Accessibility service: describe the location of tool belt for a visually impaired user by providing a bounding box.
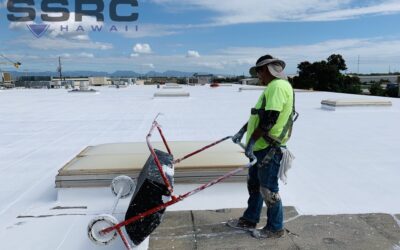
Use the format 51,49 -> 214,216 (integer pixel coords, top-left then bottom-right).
258,136 -> 281,167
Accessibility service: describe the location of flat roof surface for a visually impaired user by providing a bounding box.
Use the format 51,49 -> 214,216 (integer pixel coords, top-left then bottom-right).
1,85 -> 399,249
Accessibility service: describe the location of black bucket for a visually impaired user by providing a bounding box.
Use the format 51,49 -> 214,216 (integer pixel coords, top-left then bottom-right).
125,149 -> 174,246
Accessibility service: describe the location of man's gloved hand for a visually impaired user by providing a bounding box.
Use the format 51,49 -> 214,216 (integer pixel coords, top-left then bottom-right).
245,139 -> 256,161
232,128 -> 245,144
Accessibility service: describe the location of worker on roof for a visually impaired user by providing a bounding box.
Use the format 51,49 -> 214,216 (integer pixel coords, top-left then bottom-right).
227,54 -> 297,239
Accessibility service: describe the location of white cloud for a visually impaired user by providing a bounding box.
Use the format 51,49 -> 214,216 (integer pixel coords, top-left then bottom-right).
8,11 -> 113,51
70,35 -> 90,41
220,38 -> 399,61
9,21 -> 35,30
218,37 -> 400,73
120,23 -> 214,39
45,12 -> 103,41
143,63 -> 155,69
60,53 -> 71,58
122,24 -> 180,38
119,1 -> 400,38
15,37 -> 113,51
106,37 -> 400,73
130,53 -> 139,57
302,1 -> 400,21
151,0 -> 400,24
196,61 -> 225,70
133,43 -> 152,54
78,52 -> 94,58
50,52 -> 95,59
186,50 -> 201,58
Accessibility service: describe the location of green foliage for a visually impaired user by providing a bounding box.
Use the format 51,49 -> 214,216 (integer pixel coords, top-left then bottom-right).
292,54 -> 361,94
327,54 -> 347,71
340,75 -> 362,94
369,82 -> 385,96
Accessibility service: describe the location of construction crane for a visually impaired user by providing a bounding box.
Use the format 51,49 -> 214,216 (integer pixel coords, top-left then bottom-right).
0,54 -> 22,88
0,54 -> 22,69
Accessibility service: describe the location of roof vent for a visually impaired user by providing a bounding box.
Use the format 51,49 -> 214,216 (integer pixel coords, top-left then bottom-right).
321,99 -> 392,111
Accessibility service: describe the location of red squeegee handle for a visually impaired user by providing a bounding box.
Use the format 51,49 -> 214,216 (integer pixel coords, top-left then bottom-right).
146,119 -> 174,195
173,136 -> 231,164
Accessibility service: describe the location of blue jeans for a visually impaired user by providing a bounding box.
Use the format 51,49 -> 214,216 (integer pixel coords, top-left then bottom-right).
242,146 -> 284,231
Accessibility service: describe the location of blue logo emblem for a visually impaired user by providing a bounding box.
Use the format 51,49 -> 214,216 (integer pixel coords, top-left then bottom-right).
27,24 -> 50,38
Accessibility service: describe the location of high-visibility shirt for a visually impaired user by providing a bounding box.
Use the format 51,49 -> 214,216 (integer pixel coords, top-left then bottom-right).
246,78 -> 294,152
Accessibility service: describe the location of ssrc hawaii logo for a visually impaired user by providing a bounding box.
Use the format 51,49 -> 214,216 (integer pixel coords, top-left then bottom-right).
6,0 -> 139,38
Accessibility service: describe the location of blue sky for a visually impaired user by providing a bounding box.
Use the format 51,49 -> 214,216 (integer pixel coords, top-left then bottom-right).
1,0 -> 400,75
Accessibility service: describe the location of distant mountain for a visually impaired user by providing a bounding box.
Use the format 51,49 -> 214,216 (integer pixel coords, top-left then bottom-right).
65,71 -> 110,77
109,71 -> 141,77
146,70 -> 206,77
6,70 -> 213,78
10,71 -> 56,77
143,71 -> 209,77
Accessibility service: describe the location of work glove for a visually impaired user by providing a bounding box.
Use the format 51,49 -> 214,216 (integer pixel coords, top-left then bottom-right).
232,127 -> 246,144
245,139 -> 256,161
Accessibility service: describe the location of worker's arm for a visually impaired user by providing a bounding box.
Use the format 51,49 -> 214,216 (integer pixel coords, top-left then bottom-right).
245,110 -> 279,160
249,110 -> 280,141
232,123 -> 248,143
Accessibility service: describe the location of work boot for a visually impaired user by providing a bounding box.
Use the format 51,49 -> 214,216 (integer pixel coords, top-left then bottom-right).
226,217 -> 256,231
252,227 -> 285,239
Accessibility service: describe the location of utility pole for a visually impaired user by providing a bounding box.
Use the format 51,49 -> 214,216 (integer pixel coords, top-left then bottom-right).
57,56 -> 62,80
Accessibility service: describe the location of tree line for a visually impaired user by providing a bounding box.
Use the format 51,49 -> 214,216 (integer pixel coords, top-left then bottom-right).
291,54 -> 399,97
291,54 -> 362,94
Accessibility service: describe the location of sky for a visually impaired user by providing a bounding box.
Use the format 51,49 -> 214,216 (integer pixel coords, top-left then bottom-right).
0,0 -> 400,75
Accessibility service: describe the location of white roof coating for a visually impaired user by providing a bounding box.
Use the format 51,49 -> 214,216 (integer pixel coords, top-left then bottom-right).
0,85 -> 399,249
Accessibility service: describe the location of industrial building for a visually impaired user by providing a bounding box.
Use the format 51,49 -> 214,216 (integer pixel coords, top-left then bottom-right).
356,74 -> 399,84
188,73 -> 214,85
0,72 -> 14,88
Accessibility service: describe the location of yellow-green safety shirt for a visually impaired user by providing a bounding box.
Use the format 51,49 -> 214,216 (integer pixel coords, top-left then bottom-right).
246,78 -> 294,151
